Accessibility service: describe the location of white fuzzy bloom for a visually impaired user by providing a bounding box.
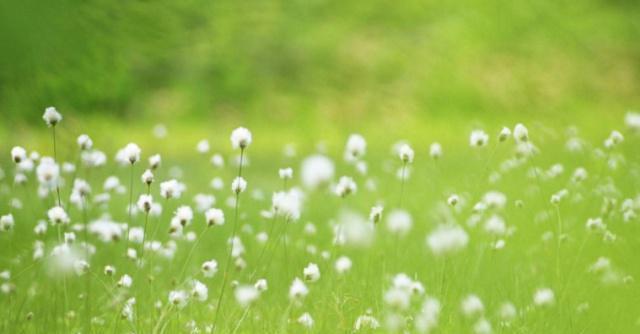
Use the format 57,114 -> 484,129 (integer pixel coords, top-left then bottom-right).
77,134 -> 93,150
36,157 -> 60,186
498,302 -> 517,321
137,194 -> 153,213
201,259 -> 218,277
160,179 -> 185,199
461,294 -> 484,317
429,142 -> 443,159
398,144 -> 415,163
0,214 -> 14,231
289,277 -> 309,300
230,127 -> 252,150
234,285 -> 259,307
48,206 -> 70,225
279,167 -> 293,180
344,134 -> 367,161
384,287 -> 411,310
473,318 -> 492,334
121,297 -> 135,322
104,265 -> 116,276
386,209 -> 412,235
354,313 -> 381,330
447,194 -> 460,207
335,176 -> 357,198
533,288 -> 555,307
301,155 -> 334,189
303,263 -> 321,282
272,190 -> 302,220
210,154 -> 224,168
498,127 -> 511,142
141,169 -> 154,185
11,146 -> 27,163
369,205 -> 383,224
175,206 -> 194,226
118,274 -> 133,288
205,208 -> 225,226
484,215 -> 506,236
43,106 -> 62,126
470,130 -> 489,147
513,123 -> 529,143
415,297 -> 441,333
231,177 -> 247,194
427,225 -> 469,255
254,278 -> 268,292
625,111 -> 640,131
168,290 -> 189,309
148,154 -> 161,170
483,191 -> 507,209
297,312 -> 314,328
196,139 -> 210,154
194,193 -> 215,212
191,280 -> 208,302
122,143 -> 141,164
335,256 -> 352,274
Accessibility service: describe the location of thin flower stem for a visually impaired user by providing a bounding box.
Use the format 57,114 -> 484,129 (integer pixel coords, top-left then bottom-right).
52,126 -> 62,207
213,148 -> 245,331
124,164 -> 135,256
398,161 -> 407,208
81,194 -> 91,332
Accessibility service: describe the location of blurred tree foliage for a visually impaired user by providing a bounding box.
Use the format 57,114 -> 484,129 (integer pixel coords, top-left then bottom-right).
1,0 -> 639,124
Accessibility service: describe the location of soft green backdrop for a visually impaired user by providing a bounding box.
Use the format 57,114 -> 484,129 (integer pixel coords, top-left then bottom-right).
1,0 -> 638,149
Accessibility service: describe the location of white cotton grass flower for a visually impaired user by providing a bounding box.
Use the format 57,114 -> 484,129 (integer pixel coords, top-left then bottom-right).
205,208 -> 225,226
625,111 -> 640,131
174,206 -> 194,226
415,297 -> 441,333
398,144 -> 414,163
104,265 -> 116,276
473,318 -> 493,334
297,312 -> 314,328
303,263 -> 321,282
429,142 -> 443,160
369,205 -> 383,224
272,190 -> 302,220
148,154 -> 161,170
334,211 -> 374,247
335,256 -> 352,274
427,225 -> 469,255
137,194 -> 153,213
498,302 -> 517,321
141,169 -> 154,186
231,177 -> 247,194
254,278 -> 268,292
384,287 -> 411,310
498,127 -> 511,142
77,134 -> 93,150
484,215 -> 506,236
386,209 -> 412,235
289,277 -> 309,300
447,194 -> 460,207
194,193 -> 215,212
36,157 -> 60,186
160,179 -> 185,199
191,280 -> 208,302
230,127 -> 252,150
201,259 -> 218,277
168,290 -> 189,309
533,288 -> 555,307
335,176 -> 357,198
121,297 -> 135,321
354,312 -> 381,330
301,154 -> 334,189
196,139 -> 210,154
42,106 -> 62,127
461,294 -> 484,318
278,167 -> 293,180
470,130 -> 489,147
48,206 -> 70,225
118,274 -> 133,288
513,123 -> 529,143
122,143 -> 141,164
11,146 -> 27,163
0,214 -> 15,231
344,134 -> 367,161
234,285 -> 259,307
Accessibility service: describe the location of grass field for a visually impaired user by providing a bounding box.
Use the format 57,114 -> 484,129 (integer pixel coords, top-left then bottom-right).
1,111 -> 640,333
2,0 -> 640,333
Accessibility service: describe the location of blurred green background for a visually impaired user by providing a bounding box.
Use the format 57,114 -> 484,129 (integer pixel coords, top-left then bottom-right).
1,0 -> 639,150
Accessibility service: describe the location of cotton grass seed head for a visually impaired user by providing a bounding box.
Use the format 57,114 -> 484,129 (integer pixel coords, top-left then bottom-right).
470,130 -> 489,147
398,144 -> 414,163
77,134 -> 93,150
42,107 -> 62,127
234,285 -> 259,307
205,208 -> 225,226
11,146 -> 27,163
231,176 -> 247,194
230,127 -> 252,150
